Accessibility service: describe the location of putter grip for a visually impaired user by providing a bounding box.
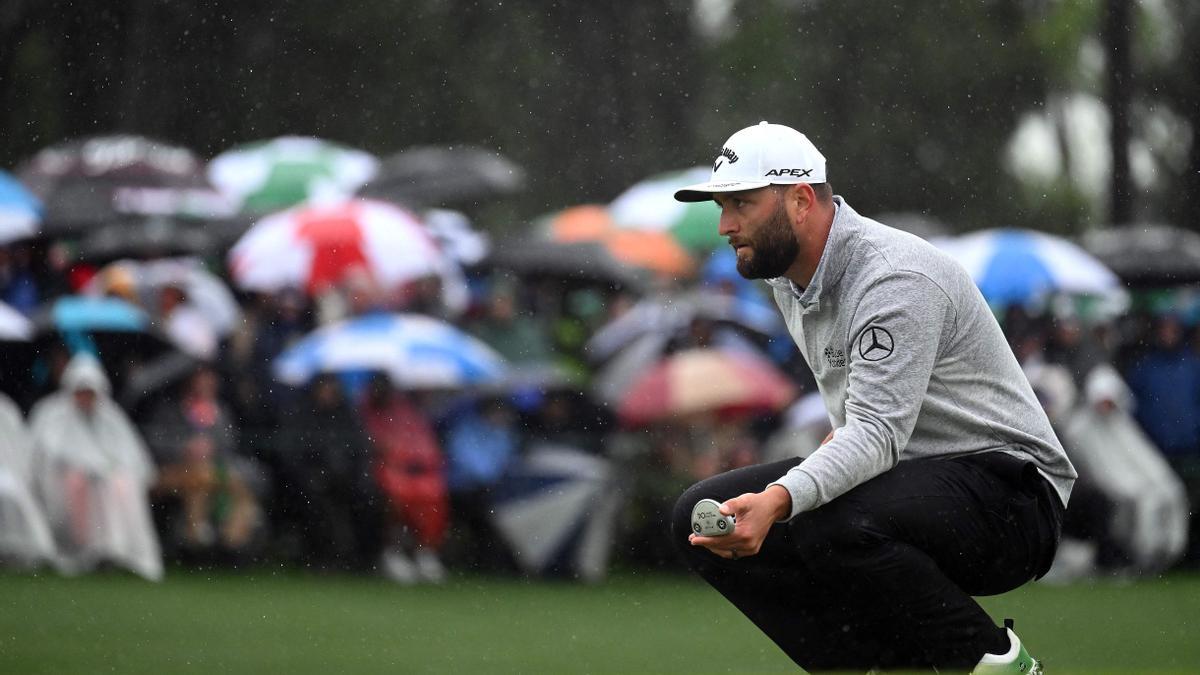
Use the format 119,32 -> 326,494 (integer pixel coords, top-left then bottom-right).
691,498 -> 736,537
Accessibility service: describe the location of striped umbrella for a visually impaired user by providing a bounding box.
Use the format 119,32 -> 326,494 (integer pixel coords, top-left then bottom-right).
273,312 -> 508,389
933,228 -> 1128,309
228,199 -> 450,296
208,136 -> 379,214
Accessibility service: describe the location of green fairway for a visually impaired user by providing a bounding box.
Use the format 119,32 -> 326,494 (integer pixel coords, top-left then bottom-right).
1,568 -> 1197,674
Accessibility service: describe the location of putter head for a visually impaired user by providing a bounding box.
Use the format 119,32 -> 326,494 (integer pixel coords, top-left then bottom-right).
691,498 -> 736,537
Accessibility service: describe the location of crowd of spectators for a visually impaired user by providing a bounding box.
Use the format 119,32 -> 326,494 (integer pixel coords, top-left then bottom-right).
2,228 -> 1200,584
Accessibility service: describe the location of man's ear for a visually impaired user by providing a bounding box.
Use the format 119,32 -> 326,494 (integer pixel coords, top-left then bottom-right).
784,183 -> 815,222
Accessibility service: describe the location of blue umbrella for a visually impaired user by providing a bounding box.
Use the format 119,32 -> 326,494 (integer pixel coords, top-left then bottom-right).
934,228 -> 1128,310
273,312 -> 508,389
0,171 -> 42,244
489,444 -> 619,581
41,296 -> 149,333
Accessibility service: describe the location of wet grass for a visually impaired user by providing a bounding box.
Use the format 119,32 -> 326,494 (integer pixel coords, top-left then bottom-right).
0,567 -> 1197,673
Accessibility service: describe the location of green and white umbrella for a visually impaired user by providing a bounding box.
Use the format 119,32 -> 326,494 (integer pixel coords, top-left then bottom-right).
609,166 -> 724,254
207,136 -> 379,214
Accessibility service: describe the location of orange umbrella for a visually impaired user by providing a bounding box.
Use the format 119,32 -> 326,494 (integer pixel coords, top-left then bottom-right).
604,229 -> 695,278
546,204 -> 614,242
541,206 -> 695,279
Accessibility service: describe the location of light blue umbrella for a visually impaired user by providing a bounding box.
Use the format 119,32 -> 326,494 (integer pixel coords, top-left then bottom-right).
933,228 -> 1128,310
273,312 -> 508,389
39,296 -> 149,333
0,171 -> 42,244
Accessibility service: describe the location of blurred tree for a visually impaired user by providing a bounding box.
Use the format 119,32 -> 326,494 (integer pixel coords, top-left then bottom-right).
1,0 -> 701,227
1,0 -> 1195,234
689,0 -> 1049,231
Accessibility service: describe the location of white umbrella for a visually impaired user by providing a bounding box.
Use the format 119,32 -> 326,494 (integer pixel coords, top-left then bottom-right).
0,301 -> 32,341
85,258 -> 240,335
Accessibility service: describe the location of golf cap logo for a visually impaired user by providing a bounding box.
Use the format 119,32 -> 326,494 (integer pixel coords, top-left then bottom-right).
857,326 -> 894,361
713,146 -> 739,173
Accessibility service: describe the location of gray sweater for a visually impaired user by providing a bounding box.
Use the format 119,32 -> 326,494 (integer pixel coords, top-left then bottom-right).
766,198 -> 1076,519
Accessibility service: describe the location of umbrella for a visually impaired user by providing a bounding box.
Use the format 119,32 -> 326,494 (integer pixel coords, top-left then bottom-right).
489,444 -> 619,581
618,348 -> 796,426
591,329 -> 772,407
539,205 -> 696,279
585,289 -> 782,363
421,208 -> 490,266
1079,224 -> 1200,287
933,228 -> 1128,309
273,312 -> 509,389
357,144 -> 525,208
609,167 -> 724,254
488,239 -> 646,291
34,295 -> 150,334
85,258 -> 240,335
228,199 -> 451,296
0,301 -> 33,341
77,216 -> 217,263
208,136 -> 379,214
0,170 -> 42,244
16,135 -> 222,236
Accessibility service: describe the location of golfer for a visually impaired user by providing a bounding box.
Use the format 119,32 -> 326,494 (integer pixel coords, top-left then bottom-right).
671,121 -> 1075,673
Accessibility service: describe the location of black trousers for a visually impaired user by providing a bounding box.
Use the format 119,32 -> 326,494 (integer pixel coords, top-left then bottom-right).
671,452 -> 1063,672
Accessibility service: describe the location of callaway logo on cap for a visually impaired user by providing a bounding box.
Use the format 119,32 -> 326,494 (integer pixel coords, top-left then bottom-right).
674,121 -> 827,202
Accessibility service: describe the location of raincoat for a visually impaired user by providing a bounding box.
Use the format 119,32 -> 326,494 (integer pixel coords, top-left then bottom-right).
1061,364 -> 1190,572
0,392 -> 56,566
28,354 -> 163,580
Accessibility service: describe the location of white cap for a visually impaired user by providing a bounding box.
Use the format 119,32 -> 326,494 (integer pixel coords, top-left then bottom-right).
674,121 -> 827,202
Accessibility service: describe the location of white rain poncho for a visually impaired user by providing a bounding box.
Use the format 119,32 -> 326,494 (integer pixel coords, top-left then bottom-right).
1061,364 -> 1190,573
29,354 -> 163,580
0,392 -> 56,567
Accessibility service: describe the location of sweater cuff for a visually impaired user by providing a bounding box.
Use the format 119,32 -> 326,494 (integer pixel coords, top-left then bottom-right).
767,470 -> 821,521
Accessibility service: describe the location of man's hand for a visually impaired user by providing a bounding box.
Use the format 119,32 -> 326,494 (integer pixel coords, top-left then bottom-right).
688,485 -> 792,560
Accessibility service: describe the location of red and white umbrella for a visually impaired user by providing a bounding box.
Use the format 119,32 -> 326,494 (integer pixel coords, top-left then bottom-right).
228,199 -> 451,295
618,348 -> 796,426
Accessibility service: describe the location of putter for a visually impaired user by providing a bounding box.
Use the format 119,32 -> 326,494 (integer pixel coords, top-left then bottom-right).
691,498 -> 736,537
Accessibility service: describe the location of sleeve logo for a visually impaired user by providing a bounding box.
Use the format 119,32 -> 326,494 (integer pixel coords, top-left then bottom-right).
857,326 -> 894,361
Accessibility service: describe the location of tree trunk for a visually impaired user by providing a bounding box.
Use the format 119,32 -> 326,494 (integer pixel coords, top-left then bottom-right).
1104,0 -> 1133,225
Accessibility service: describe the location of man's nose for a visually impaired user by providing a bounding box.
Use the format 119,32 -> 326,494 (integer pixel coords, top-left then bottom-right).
718,210 -> 738,237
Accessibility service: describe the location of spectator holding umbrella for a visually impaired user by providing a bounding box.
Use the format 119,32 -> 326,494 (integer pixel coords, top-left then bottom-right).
273,374 -> 381,571
358,373 -> 448,583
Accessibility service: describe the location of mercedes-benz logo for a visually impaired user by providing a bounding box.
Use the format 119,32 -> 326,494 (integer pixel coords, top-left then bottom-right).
857,326 -> 894,361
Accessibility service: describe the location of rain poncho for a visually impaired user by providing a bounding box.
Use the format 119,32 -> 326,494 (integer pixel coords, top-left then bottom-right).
28,354 -> 163,580
0,392 -> 56,567
1061,364 -> 1190,572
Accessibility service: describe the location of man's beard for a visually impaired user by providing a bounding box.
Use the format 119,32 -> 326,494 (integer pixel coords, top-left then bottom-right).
735,199 -> 800,280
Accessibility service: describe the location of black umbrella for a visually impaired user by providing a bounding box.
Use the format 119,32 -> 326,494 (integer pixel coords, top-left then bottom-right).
78,216 -> 218,264
358,145 -> 525,208
1079,224 -> 1200,286
487,239 -> 646,291
16,135 -> 226,237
